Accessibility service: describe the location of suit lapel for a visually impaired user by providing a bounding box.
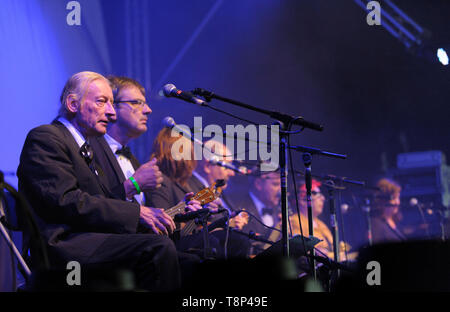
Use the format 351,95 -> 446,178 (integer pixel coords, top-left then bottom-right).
174,180 -> 192,195
189,175 -> 206,192
94,136 -> 127,184
52,121 -> 115,198
129,154 -> 141,171
51,120 -> 81,157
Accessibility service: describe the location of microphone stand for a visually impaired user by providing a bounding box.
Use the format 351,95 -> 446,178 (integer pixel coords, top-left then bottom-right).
361,198 -> 373,246
197,212 -> 215,260
302,153 -> 317,280
192,88 -> 324,261
230,229 -> 276,246
323,179 -> 340,283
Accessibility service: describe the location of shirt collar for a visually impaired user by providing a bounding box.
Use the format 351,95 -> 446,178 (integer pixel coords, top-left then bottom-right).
192,171 -> 209,188
104,133 -> 123,154
249,191 -> 266,215
57,117 -> 86,148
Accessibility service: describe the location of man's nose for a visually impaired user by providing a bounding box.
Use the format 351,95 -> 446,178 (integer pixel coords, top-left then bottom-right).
105,101 -> 117,121
143,103 -> 152,115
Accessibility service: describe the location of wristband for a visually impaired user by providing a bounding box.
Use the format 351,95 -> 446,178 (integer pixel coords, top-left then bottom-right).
129,176 -> 141,194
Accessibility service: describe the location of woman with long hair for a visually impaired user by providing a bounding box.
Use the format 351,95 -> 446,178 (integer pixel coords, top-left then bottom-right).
371,178 -> 407,243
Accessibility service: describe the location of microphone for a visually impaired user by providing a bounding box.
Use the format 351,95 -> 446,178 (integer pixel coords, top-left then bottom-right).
410,197 -> 435,216
162,116 -> 204,146
173,209 -> 210,223
209,156 -> 250,175
207,209 -> 244,231
409,197 -> 422,208
162,84 -> 206,106
173,207 -> 228,223
340,203 -> 350,214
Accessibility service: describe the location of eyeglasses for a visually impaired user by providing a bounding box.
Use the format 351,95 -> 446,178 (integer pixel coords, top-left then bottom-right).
114,99 -> 148,109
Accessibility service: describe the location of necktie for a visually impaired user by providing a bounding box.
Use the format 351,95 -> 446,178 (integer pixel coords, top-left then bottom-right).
80,142 -> 97,175
116,146 -> 132,159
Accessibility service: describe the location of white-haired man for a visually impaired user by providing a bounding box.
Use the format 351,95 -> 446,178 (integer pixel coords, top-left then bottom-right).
17,71 -> 182,291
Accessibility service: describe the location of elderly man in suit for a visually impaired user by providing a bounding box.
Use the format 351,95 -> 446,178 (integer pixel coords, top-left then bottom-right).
17,71 -> 184,291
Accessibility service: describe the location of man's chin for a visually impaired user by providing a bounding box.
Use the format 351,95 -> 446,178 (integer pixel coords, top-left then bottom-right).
92,125 -> 107,136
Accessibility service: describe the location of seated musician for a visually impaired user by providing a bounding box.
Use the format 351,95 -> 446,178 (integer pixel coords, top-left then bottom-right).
371,178 -> 406,244
147,128 -> 250,259
233,163 -> 282,256
268,179 -> 355,261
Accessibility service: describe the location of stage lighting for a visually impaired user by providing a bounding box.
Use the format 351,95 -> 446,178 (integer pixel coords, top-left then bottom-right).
437,48 -> 449,66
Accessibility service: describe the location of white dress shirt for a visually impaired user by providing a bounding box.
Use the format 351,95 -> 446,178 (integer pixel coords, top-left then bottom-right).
57,117 -> 85,148
104,134 -> 145,205
249,191 -> 274,227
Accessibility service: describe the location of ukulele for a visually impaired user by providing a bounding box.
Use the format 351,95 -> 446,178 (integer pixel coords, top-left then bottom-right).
165,179 -> 226,239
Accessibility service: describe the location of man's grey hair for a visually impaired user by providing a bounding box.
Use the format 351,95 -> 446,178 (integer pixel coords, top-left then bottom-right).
58,71 -> 111,119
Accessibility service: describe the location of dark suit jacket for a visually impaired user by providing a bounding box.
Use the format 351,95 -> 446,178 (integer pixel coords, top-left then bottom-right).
371,217 -> 407,244
147,174 -> 236,213
89,136 -> 142,201
17,121 -> 140,266
234,192 -> 279,242
147,174 -> 204,210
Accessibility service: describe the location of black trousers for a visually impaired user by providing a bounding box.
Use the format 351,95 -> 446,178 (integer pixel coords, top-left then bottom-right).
39,233 -> 181,292
175,229 -> 250,259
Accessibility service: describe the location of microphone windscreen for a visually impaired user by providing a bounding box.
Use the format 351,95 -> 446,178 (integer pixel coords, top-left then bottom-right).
409,197 -> 419,206
162,84 -> 176,97
162,116 -> 175,128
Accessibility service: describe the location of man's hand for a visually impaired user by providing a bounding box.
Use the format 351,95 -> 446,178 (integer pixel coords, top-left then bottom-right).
204,198 -> 222,213
230,211 -> 249,230
133,158 -> 163,190
182,192 -> 202,212
139,206 -> 175,235
124,158 -> 162,198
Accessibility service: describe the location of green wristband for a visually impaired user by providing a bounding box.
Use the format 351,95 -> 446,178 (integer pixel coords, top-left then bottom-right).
129,176 -> 141,194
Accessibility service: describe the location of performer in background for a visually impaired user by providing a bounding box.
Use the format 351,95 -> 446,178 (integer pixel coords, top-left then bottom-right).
89,76 -> 204,286
233,165 -> 281,255
187,138 -> 250,257
371,178 -> 407,243
268,179 -> 354,261
148,128 -> 250,258
17,72 -> 182,291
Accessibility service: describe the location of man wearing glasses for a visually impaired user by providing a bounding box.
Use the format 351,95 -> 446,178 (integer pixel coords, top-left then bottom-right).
91,76 -> 202,211
92,76 -> 161,207
89,76 -> 203,286
18,71 -> 182,291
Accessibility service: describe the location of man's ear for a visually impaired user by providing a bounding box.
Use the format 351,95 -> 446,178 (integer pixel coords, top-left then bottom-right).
253,179 -> 263,191
66,94 -> 79,114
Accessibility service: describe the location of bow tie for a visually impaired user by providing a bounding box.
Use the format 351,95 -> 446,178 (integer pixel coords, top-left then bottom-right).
261,207 -> 273,216
116,146 -> 132,159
